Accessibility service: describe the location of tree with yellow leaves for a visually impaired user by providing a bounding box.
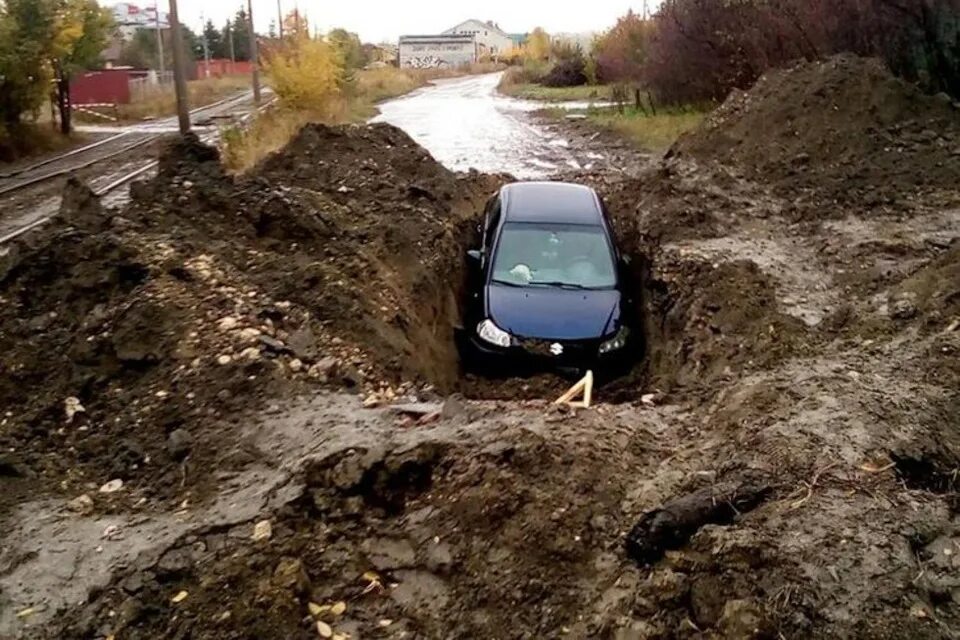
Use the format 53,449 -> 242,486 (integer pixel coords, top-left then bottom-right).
281,9 -> 310,41
526,27 -> 551,62
264,30 -> 346,112
0,0 -> 112,137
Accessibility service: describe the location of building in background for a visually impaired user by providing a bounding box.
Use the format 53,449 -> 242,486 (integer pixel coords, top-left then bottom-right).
442,19 -> 513,57
399,19 -> 513,68
508,33 -> 529,49
111,2 -> 168,39
398,34 -> 476,69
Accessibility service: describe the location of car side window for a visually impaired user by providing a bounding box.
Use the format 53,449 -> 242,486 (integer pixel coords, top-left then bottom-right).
482,196 -> 501,254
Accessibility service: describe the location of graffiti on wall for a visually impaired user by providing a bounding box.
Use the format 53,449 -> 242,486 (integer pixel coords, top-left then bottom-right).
406,56 -> 452,69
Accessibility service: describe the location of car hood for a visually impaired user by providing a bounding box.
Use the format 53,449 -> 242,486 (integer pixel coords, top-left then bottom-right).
486,284 -> 621,340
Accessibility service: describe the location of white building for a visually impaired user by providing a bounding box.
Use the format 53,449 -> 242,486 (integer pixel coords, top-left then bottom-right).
398,18 -> 514,68
398,34 -> 477,69
442,19 -> 514,57
112,2 -> 169,39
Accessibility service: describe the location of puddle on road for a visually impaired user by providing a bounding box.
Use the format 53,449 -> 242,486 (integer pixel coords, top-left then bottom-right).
372,72 -> 607,178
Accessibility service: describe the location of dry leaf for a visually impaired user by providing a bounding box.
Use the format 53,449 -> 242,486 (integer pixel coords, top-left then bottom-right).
15,607 -> 34,619
308,602 -> 329,617
330,601 -> 347,616
361,571 -> 380,582
316,620 -> 333,638
378,619 -> 393,627
171,590 -> 188,604
332,634 -> 350,640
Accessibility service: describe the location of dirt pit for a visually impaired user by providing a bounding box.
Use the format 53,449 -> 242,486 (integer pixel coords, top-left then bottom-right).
0,123 -> 671,523
3,56 -> 960,640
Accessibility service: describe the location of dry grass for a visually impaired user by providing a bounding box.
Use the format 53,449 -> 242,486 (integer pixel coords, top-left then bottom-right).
499,82 -> 609,102
117,76 -> 252,122
0,123 -> 86,164
589,107 -> 706,151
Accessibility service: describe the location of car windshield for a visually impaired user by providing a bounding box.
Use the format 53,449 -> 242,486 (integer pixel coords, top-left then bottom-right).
491,222 -> 617,289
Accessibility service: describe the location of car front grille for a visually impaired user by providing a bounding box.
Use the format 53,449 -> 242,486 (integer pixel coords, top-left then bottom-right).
517,337 -> 597,362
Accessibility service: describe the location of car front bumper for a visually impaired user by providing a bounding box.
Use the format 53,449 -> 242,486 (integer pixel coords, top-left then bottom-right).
462,333 -> 635,377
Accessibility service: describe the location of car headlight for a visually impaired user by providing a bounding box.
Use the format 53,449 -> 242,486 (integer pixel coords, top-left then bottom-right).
477,319 -> 513,348
599,326 -> 629,354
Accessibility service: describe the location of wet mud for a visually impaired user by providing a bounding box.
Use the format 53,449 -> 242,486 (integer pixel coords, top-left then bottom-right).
0,56 -> 958,639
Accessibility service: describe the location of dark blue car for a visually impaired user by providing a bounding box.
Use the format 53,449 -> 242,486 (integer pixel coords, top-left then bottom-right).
460,181 -> 638,376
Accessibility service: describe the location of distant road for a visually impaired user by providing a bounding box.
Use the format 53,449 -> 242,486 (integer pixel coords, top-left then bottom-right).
372,72 -> 610,178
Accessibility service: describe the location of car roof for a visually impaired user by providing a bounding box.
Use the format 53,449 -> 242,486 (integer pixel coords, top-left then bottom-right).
500,182 -> 603,225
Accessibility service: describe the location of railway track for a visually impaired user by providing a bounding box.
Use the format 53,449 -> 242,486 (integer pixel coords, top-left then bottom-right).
0,90 -> 268,246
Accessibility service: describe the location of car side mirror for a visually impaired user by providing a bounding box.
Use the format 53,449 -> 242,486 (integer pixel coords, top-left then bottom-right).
467,249 -> 483,263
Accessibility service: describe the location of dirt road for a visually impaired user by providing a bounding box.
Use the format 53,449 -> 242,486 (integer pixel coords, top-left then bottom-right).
373,72 -> 639,177
0,57 -> 958,639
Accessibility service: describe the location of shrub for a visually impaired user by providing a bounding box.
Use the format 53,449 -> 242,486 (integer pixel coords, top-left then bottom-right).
541,57 -> 587,87
599,0 -> 960,104
264,34 -> 346,111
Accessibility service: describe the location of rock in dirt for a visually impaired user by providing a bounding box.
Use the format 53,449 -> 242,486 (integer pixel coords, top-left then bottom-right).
166,428 -> 193,461
362,537 -> 416,570
98,479 -> 124,494
440,394 -> 468,420
625,480 -> 771,565
717,599 -> 772,638
66,493 -> 94,515
252,519 -> 272,542
287,326 -> 318,361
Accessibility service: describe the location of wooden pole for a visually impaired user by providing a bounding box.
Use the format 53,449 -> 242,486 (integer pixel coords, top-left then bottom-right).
277,0 -> 284,39
248,0 -> 262,105
168,0 -> 191,134
155,0 -> 166,76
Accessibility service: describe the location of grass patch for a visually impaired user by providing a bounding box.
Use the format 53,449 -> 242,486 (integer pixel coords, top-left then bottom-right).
588,106 -> 706,151
117,76 -> 252,122
498,82 -> 609,102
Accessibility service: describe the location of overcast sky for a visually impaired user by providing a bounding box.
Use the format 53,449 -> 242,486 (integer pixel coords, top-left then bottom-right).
173,0 -> 654,43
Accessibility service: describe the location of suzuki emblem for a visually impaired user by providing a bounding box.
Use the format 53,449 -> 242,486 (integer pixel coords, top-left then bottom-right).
549,342 -> 563,356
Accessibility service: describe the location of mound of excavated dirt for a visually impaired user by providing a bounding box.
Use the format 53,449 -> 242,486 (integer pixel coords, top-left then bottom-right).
0,125 -> 498,520
673,54 -> 960,214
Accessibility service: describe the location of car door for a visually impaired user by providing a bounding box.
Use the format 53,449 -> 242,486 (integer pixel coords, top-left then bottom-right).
468,194 -> 501,324
481,195 -> 502,267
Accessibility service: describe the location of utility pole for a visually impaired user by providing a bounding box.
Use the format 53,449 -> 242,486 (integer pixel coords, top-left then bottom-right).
201,12 -> 211,78
155,0 -> 165,77
168,0 -> 191,134
247,0 -> 262,105
277,0 -> 284,39
227,19 -> 236,62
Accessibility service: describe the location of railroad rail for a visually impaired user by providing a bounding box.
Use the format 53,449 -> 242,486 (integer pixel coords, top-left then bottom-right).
0,91 -> 275,246
0,91 -> 255,198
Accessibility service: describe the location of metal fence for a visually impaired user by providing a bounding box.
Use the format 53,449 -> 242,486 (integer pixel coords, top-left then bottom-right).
128,71 -> 175,102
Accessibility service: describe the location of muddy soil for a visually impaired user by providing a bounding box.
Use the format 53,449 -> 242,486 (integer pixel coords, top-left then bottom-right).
1,55 -> 959,639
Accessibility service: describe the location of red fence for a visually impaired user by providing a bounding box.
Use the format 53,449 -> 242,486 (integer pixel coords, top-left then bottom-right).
70,69 -> 134,105
195,59 -> 253,78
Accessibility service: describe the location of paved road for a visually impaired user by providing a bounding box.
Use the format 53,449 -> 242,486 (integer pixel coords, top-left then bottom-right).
373,72 -> 610,178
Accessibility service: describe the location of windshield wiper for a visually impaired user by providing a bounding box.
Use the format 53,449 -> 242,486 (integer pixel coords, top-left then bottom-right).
528,280 -> 593,290
491,278 -> 525,288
